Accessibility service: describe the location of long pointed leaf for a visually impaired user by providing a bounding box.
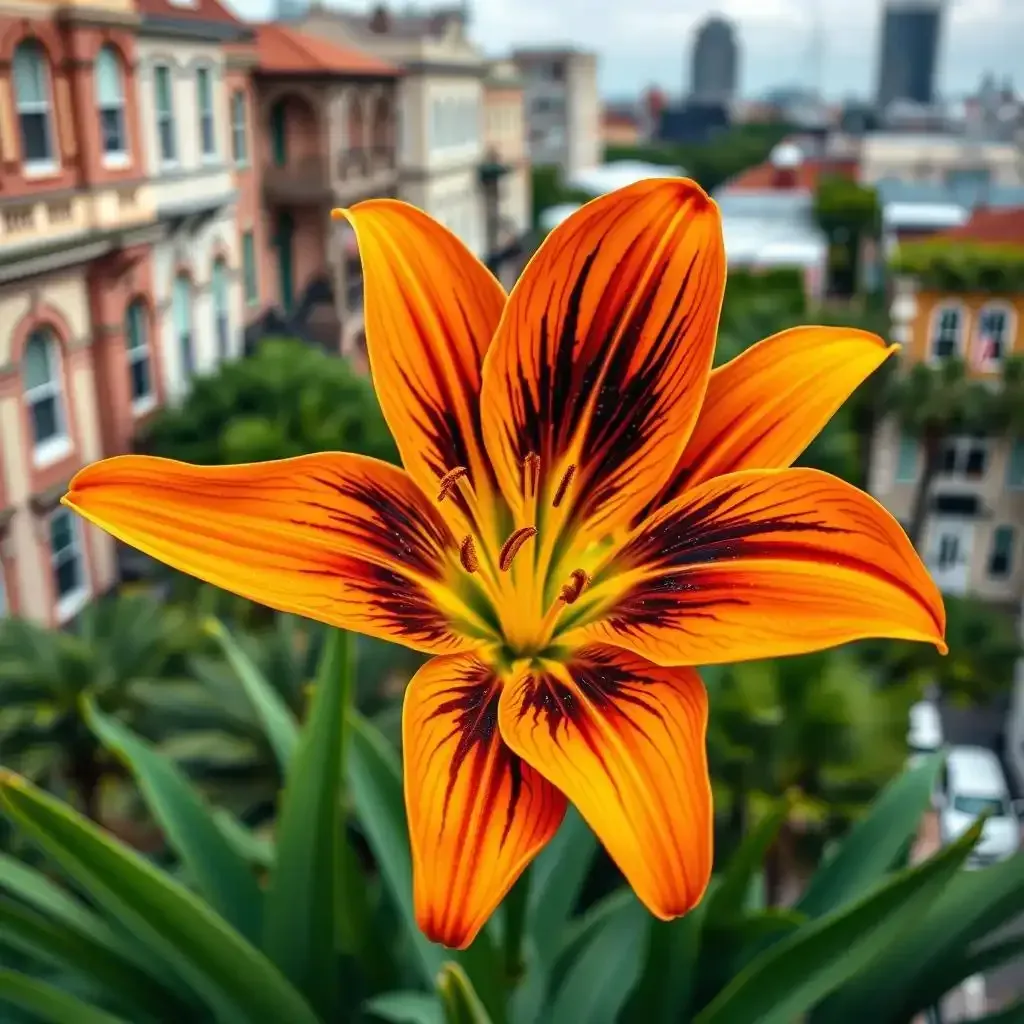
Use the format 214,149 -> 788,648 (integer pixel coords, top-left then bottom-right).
798,752 -> 944,919
0,969 -> 127,1024
0,770 -> 318,1024
365,991 -> 444,1024
83,697 -> 262,944
205,618 -> 299,770
695,819 -> 982,1024
437,962 -> 494,1024
263,629 -> 351,1018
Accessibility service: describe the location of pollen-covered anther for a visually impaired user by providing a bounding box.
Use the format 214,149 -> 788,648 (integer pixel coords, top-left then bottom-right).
552,464 -> 577,508
437,466 -> 468,502
559,568 -> 591,605
523,452 -> 541,493
459,535 -> 479,573
498,526 -> 537,571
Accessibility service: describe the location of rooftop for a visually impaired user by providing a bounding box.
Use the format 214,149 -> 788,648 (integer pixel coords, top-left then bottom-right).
253,23 -> 401,77
723,157 -> 857,193
933,207 -> 1024,247
137,0 -> 244,27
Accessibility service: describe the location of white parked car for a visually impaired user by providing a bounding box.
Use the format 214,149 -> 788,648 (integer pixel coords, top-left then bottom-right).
907,700 -> 944,766
938,745 -> 1023,868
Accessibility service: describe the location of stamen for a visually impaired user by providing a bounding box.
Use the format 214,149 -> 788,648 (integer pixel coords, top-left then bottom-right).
498,526 -> 537,571
437,466 -> 468,502
523,452 -> 541,494
459,535 -> 479,573
552,464 -> 576,508
560,569 -> 591,605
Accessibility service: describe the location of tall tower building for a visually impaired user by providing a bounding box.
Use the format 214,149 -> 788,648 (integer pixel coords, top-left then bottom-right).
875,0 -> 944,109
689,16 -> 739,101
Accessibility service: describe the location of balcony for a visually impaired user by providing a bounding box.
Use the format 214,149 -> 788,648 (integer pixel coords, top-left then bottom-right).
262,157 -> 334,206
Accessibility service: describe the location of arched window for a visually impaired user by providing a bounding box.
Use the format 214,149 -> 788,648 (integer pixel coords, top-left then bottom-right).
125,299 -> 153,408
211,258 -> 230,362
95,45 -> 127,161
929,303 -> 966,362
973,302 -> 1015,370
12,40 -> 55,171
22,327 -> 69,462
172,274 -> 194,381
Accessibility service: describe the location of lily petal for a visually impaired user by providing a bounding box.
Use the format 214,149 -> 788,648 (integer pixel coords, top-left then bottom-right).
480,178 -> 725,538
64,453 -> 472,655
575,468 -> 946,665
498,644 -> 711,919
404,653 -> 566,949
336,201 -> 507,533
649,326 -> 897,509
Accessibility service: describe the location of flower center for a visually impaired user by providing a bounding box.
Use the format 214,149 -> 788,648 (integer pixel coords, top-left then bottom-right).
436,453 -> 593,655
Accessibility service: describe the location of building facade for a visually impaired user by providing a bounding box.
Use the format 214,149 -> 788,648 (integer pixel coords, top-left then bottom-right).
875,0 -> 943,110
869,208 -> 1024,605
689,16 -> 738,102
512,47 -> 600,179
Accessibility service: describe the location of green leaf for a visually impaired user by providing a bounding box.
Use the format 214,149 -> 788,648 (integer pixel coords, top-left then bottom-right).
365,991 -> 444,1024
694,818 -> 982,1024
262,629 -> 351,1019
83,697 -> 262,944
706,803 -> 788,924
210,810 -> 275,870
205,618 -> 299,770
347,712 -> 505,1023
0,895 -> 191,1020
547,892 -> 648,1024
797,751 -> 944,919
0,969 -> 128,1024
437,962 -> 495,1024
0,770 -> 318,1024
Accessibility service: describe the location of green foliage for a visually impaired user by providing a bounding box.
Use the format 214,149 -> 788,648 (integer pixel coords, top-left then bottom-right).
891,240 -> 1024,293
138,339 -> 397,466
1,627 -> 1023,1024
813,177 -> 880,239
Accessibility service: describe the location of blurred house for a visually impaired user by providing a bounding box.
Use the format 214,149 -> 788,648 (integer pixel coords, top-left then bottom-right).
250,23 -> 401,360
512,47 -> 600,178
601,106 -> 641,148
869,206 -> 1024,602
481,59 -> 531,287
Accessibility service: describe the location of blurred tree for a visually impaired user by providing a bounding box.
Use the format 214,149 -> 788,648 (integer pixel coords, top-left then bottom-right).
530,166 -> 592,228
138,339 -> 398,467
812,177 -> 880,297
0,595 -> 198,818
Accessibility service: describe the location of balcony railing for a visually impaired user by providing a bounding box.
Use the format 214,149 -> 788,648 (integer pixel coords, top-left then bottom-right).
338,147 -> 397,182
262,156 -> 333,205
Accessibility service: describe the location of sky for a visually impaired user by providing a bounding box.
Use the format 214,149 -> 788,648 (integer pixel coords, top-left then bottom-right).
230,0 -> 1024,101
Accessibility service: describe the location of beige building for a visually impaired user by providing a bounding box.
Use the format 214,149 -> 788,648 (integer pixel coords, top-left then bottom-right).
858,132 -> 1024,189
290,4 -> 489,261
512,47 -> 600,178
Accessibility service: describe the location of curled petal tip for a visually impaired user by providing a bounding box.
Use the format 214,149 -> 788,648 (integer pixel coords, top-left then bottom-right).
330,207 -> 350,222
936,638 -> 950,657
886,341 -> 902,356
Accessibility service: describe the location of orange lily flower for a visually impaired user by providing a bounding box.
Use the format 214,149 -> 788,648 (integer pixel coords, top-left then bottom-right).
64,179 -> 945,950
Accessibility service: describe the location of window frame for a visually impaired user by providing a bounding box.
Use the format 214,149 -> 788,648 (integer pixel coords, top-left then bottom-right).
242,231 -> 258,306
12,39 -> 57,176
973,301 -> 1016,372
211,257 -> 230,362
988,524 -> 1015,579
125,298 -> 155,414
196,66 -> 216,160
230,89 -> 248,165
95,44 -> 129,167
895,431 -> 919,484
50,506 -> 90,623
929,301 -> 968,363
172,273 -> 194,381
939,436 -> 988,479
153,63 -> 177,167
1007,437 -> 1024,490
22,327 -> 71,467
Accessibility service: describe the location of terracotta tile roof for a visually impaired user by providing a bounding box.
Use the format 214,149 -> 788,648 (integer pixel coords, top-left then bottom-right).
136,0 -> 244,26
933,206 -> 1024,246
254,24 -> 401,77
725,157 -> 858,192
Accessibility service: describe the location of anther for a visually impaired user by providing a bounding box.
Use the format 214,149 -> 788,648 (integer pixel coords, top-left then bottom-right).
459,535 -> 479,573
552,464 -> 577,508
437,466 -> 468,502
523,452 -> 541,493
560,569 -> 591,605
498,526 -> 537,571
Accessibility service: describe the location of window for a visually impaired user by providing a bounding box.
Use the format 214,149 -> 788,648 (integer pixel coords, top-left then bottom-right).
13,40 -> 55,171
242,231 -> 258,305
50,507 -> 88,620
1008,438 -> 1024,489
172,274 -> 194,380
936,532 -> 961,571
895,432 -> 918,483
196,67 -> 215,159
930,304 -> 964,361
988,525 -> 1015,578
22,328 -> 69,463
231,89 -> 247,164
95,46 -> 127,163
973,304 -> 1013,368
211,258 -> 229,361
940,437 -> 987,479
154,65 -> 176,164
125,299 -> 153,409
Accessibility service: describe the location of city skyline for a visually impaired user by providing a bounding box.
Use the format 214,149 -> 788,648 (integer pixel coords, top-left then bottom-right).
232,0 -> 1022,101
